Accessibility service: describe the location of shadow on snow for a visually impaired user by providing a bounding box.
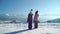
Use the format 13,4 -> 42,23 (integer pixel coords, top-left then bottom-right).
4,29 -> 35,34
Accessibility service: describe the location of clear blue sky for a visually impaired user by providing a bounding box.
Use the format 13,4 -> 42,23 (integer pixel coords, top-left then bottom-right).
1,0 -> 60,21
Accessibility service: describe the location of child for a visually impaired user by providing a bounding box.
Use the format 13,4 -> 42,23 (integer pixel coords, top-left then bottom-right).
34,10 -> 39,28
27,9 -> 33,29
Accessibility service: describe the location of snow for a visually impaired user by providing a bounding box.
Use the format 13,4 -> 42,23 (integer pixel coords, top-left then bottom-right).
18,23 -> 60,34
0,23 -> 27,34
19,28 -> 60,34
0,23 -> 60,34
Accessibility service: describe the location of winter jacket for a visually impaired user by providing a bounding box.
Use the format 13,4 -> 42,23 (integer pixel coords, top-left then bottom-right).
34,14 -> 39,22
27,13 -> 33,22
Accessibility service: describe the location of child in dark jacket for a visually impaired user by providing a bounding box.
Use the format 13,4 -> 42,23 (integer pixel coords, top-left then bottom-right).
27,9 -> 33,29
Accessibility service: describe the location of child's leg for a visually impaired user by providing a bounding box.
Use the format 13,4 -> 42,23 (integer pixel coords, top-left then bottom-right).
28,22 -> 32,29
34,22 -> 38,28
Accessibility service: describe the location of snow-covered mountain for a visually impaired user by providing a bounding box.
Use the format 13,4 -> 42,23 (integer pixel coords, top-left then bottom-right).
0,14 -> 27,23
46,18 -> 60,23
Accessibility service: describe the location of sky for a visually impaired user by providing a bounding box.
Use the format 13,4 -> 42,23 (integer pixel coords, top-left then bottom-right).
1,0 -> 60,21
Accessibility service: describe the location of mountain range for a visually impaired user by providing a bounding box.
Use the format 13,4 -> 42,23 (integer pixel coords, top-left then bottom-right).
0,14 -> 27,23
0,14 -> 60,23
46,18 -> 60,23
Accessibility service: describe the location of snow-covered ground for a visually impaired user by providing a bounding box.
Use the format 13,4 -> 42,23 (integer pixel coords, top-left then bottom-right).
0,23 -> 60,34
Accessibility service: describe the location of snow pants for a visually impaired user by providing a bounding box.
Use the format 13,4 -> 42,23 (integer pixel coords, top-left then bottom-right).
34,21 -> 38,28
28,21 -> 32,29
